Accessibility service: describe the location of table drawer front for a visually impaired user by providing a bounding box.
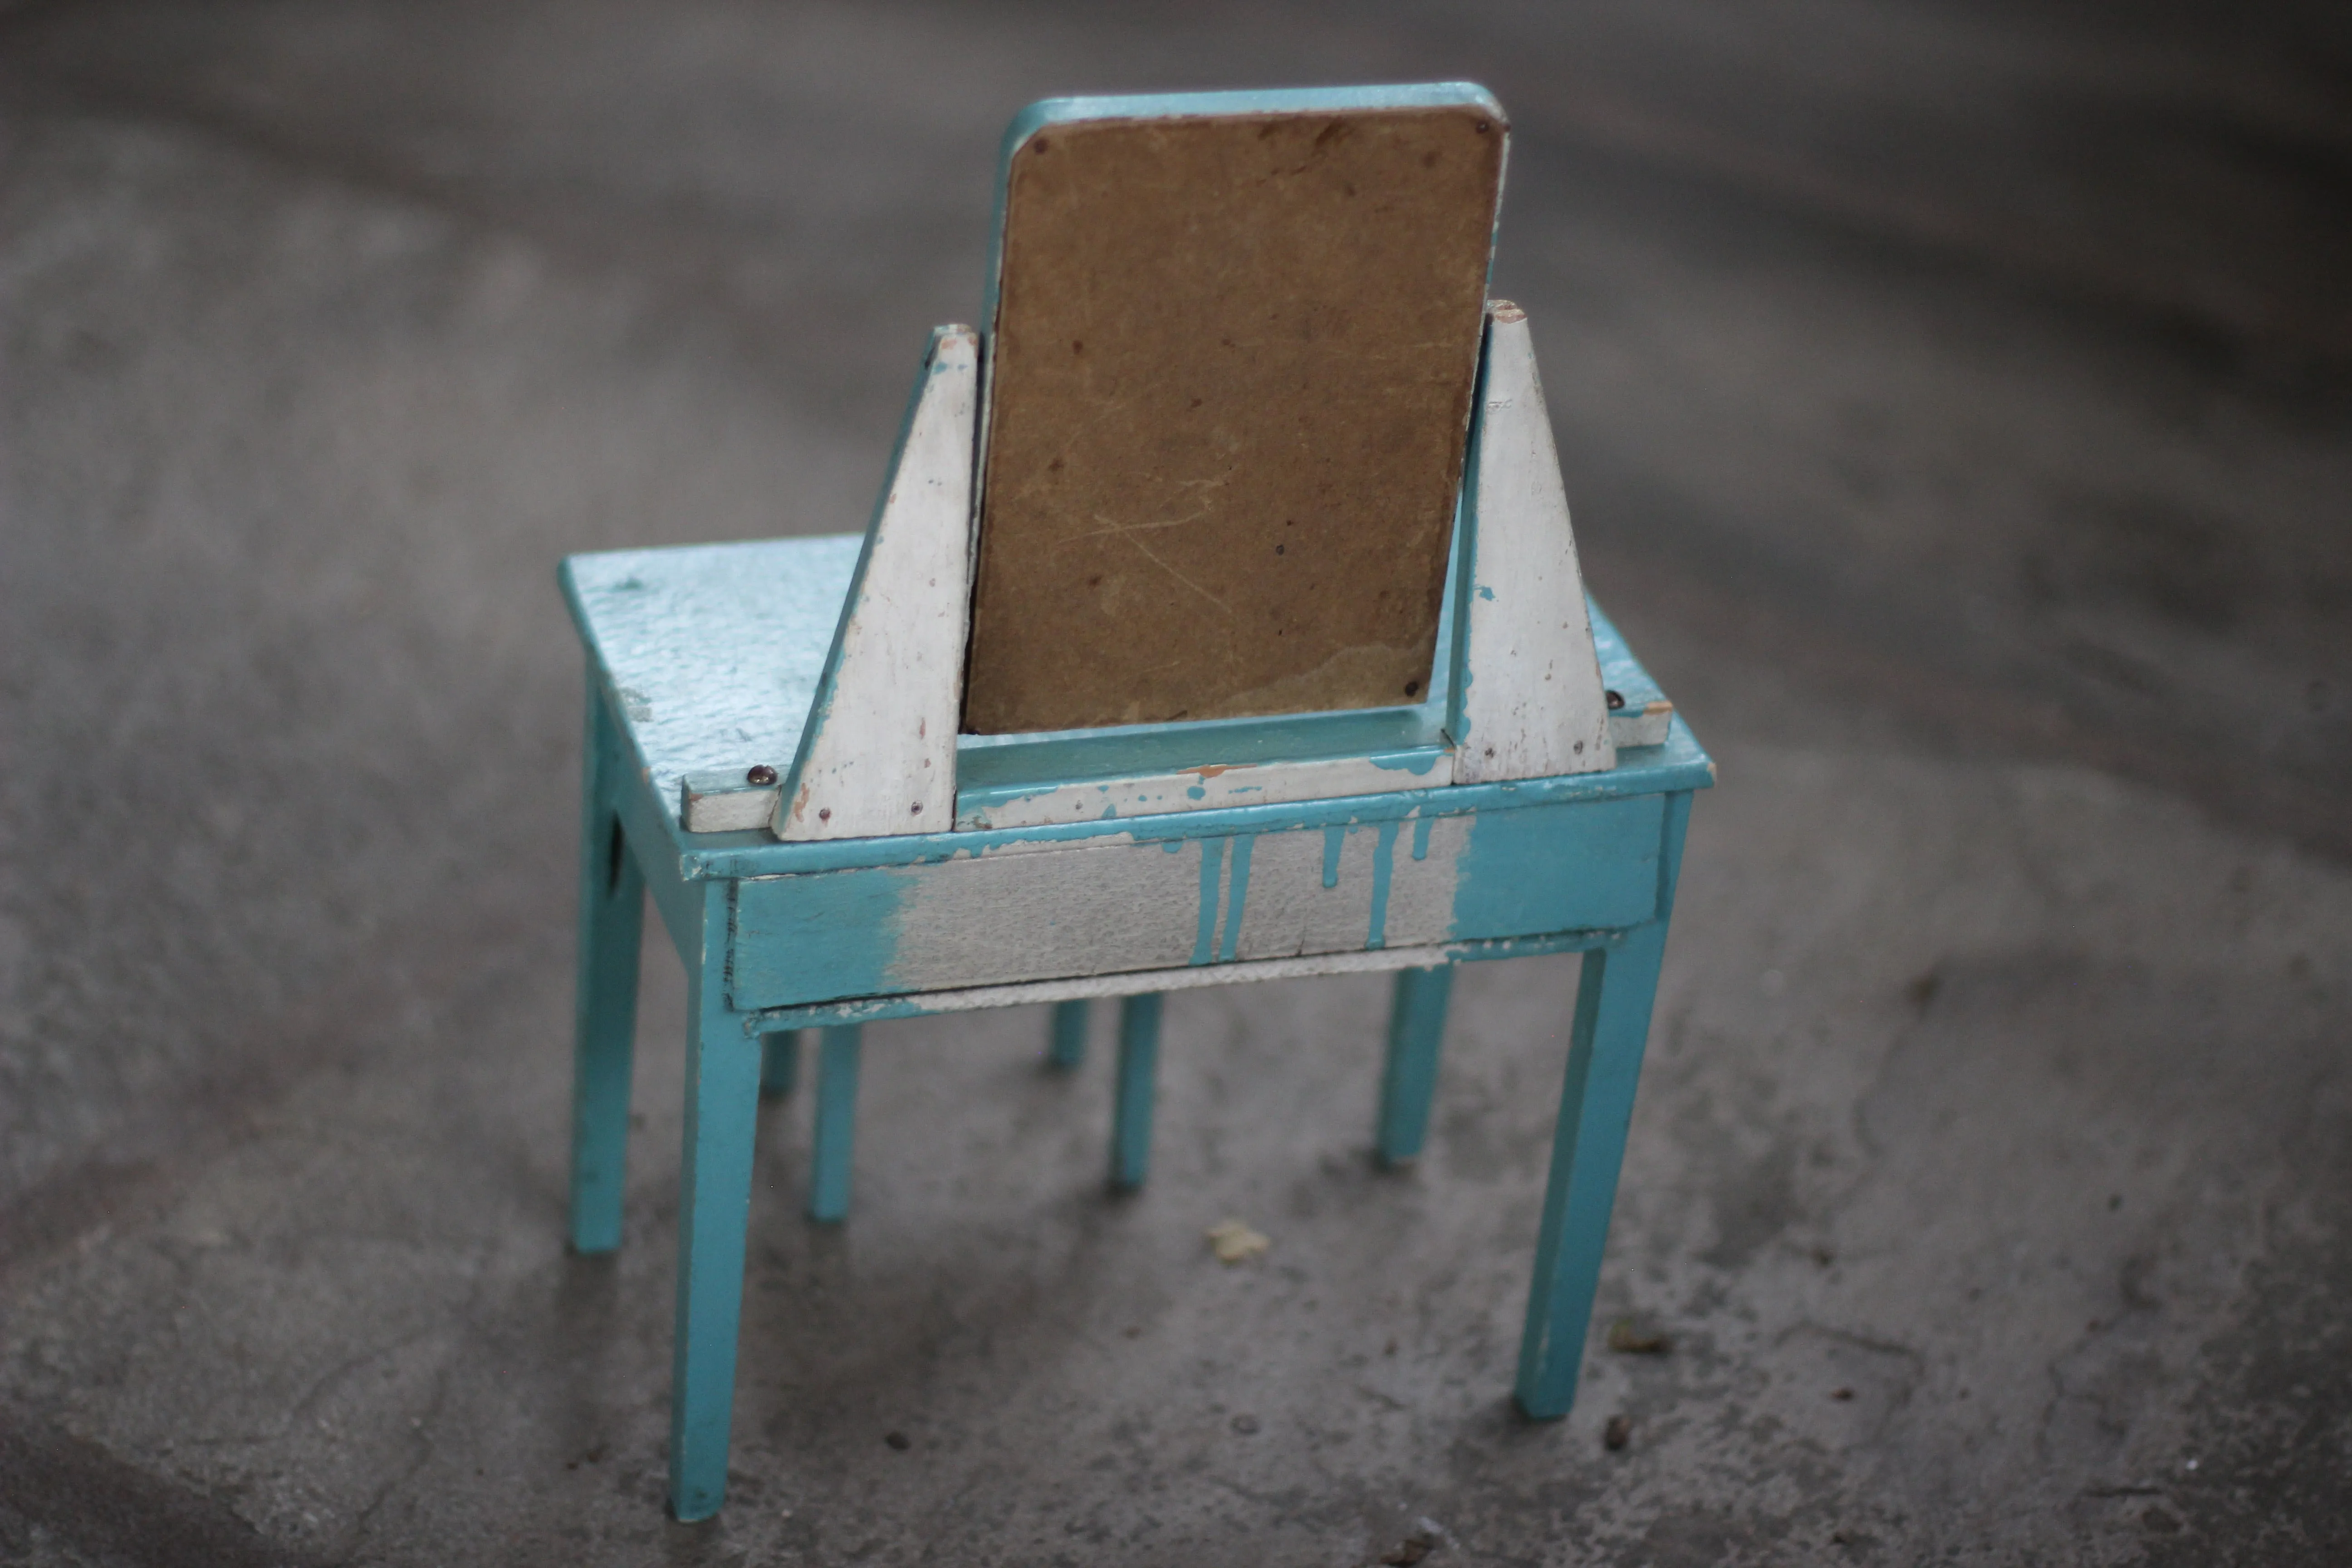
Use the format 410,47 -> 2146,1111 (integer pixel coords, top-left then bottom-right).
728,795 -> 1664,1010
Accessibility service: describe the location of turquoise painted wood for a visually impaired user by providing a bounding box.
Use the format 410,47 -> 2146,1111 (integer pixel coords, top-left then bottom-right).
1049,1000 -> 1089,1070
808,1026 -> 862,1224
1112,994 -> 1163,1190
1514,790 -> 1691,1417
760,1030 -> 800,1097
1377,966 -> 1455,1166
559,538 -> 1710,1516
668,879 -> 763,1522
570,666 -> 645,1254
721,790 -> 1669,1012
560,536 -> 1710,1519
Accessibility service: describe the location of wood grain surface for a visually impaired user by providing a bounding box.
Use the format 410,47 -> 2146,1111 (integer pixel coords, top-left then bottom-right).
965,103 -> 1505,733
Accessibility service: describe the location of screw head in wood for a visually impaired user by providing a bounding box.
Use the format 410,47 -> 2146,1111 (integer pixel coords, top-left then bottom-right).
1605,689 -> 1625,711
746,764 -> 778,786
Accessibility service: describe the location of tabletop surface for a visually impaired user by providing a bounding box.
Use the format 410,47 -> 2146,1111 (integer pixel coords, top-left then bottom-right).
561,534 -> 1708,878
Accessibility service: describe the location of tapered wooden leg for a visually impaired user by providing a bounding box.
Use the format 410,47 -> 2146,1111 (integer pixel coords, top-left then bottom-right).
808,1026 -> 862,1223
1048,999 -> 1090,1070
1513,921 -> 1669,1419
1111,993 -> 1162,1190
760,1030 -> 801,1097
667,883 -> 761,1522
1376,965 -> 1454,1167
570,675 -> 644,1254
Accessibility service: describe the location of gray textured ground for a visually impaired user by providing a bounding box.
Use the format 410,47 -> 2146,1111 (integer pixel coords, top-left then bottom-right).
3,2 -> 2347,1563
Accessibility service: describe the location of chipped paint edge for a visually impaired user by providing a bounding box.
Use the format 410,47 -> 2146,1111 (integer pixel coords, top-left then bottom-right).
740,927 -> 1617,1032
955,747 -> 1455,830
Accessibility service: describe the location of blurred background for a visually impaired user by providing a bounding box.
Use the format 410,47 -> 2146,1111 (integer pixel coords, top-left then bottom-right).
3,3 -> 2346,1563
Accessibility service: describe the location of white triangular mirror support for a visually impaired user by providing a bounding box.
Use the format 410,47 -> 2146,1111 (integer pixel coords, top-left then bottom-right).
1448,302 -> 1617,783
774,326 -> 978,840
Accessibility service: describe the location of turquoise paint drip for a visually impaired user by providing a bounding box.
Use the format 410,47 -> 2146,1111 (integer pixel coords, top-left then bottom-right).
1323,825 -> 1347,888
1218,836 -> 1255,962
1411,814 -> 1434,861
1163,841 -> 1185,853
1191,838 -> 1227,965
1367,820 -> 1402,950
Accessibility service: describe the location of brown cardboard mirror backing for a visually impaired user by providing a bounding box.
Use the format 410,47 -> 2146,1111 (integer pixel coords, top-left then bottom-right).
963,103 -> 1505,734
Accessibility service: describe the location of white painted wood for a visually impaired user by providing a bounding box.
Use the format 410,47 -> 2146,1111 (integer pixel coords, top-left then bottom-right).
1589,598 -> 1676,749
775,328 -> 978,841
1609,700 -> 1674,750
1450,303 -> 1617,784
952,750 -> 1454,831
728,814 -> 1467,1009
680,771 -> 780,833
1230,815 -> 1468,958
893,820 -> 1460,980
887,835 -> 1212,982
750,941 -> 1496,1028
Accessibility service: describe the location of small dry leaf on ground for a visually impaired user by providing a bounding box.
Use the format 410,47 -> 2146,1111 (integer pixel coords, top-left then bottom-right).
1205,1218 -> 1270,1263
1606,1317 -> 1672,1354
1377,1522 -> 1446,1565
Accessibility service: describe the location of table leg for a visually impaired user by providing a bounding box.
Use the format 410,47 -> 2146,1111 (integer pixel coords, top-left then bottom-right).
667,883 -> 761,1522
1513,921 -> 1669,1419
1048,998 -> 1090,1070
760,1030 -> 801,1097
1376,965 -> 1454,1166
808,1025 -> 863,1223
1111,993 -> 1163,1190
570,676 -> 644,1254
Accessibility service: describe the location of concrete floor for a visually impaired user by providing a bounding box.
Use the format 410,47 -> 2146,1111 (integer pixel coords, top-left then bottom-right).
3,2 -> 2347,1563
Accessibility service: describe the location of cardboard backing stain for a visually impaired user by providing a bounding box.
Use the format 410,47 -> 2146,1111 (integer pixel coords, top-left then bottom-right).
964,103 -> 1505,734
